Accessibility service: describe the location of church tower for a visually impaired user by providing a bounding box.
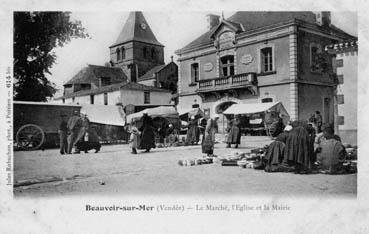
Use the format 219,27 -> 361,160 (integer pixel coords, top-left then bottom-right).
109,12 -> 165,82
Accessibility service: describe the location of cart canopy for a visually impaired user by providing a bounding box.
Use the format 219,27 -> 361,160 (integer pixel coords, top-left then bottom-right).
80,104 -> 126,126
223,101 -> 289,118
126,106 -> 178,123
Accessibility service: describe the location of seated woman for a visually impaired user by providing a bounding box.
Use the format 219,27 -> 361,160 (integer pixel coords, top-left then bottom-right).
166,124 -> 179,147
264,125 -> 292,172
316,125 -> 346,174
281,120 -> 313,174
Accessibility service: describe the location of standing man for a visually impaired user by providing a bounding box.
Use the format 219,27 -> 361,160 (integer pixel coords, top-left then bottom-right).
74,112 -> 90,154
58,114 -> 68,155
67,110 -> 82,154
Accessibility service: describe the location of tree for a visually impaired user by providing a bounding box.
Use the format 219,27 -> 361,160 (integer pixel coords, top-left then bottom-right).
14,12 -> 89,101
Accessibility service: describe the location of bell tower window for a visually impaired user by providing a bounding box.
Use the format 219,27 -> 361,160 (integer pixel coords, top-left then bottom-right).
116,48 -> 121,61
143,47 -> 148,59
151,48 -> 155,59
121,47 -> 125,60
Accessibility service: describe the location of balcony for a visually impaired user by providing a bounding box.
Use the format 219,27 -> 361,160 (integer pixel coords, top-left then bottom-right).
197,72 -> 257,93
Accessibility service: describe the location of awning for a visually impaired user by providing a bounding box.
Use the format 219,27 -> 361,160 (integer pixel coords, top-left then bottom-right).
223,101 -> 289,118
178,107 -> 204,118
80,104 -> 126,126
126,106 -> 178,123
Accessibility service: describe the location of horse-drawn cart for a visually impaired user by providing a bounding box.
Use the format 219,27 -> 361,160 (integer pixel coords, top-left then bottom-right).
14,101 -> 82,150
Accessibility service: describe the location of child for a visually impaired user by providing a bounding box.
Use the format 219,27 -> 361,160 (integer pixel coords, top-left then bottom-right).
129,124 -> 140,154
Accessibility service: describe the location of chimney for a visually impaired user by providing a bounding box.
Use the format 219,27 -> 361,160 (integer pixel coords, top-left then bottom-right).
206,14 -> 220,30
315,11 -> 331,27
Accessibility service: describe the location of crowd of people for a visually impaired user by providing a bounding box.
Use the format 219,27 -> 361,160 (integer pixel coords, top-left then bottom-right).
61,108 -> 349,175
195,110 -> 350,175
264,121 -> 348,174
58,110 -> 101,155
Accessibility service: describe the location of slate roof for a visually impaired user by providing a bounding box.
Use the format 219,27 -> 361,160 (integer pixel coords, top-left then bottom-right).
139,64 -> 167,80
64,64 -> 127,86
177,11 -> 356,53
110,11 -> 164,48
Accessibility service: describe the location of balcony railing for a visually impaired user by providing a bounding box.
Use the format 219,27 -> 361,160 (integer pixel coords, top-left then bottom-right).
197,72 -> 257,91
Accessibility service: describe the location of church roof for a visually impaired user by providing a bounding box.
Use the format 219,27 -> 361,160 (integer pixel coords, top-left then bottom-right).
64,64 -> 127,86
177,11 -> 356,53
139,64 -> 167,80
110,11 -> 164,48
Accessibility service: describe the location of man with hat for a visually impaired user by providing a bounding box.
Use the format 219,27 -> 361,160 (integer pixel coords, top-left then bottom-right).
67,110 -> 82,154
74,112 -> 90,154
58,113 -> 68,155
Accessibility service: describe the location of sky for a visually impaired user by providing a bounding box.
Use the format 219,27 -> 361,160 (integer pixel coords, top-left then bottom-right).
48,11 -> 357,97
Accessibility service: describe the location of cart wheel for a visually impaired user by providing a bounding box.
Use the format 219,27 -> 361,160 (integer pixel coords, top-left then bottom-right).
16,124 -> 45,151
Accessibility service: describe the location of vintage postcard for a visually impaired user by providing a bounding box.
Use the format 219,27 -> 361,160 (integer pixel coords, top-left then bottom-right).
0,0 -> 368,233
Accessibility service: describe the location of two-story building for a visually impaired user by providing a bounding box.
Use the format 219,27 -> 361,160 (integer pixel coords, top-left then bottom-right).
175,12 -> 355,130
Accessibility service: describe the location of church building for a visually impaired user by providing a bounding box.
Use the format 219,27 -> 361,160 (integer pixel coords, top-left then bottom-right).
55,12 -> 178,107
175,12 -> 355,130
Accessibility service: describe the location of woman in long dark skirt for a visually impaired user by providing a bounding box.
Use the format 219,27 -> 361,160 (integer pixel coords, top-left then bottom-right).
264,125 -> 291,172
186,116 -> 200,145
226,115 -> 241,148
139,113 -> 156,152
202,115 -> 219,157
281,121 -> 311,173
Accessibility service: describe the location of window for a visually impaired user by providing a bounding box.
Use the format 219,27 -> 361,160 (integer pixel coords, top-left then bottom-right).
220,55 -> 234,77
116,48 -> 121,61
151,48 -> 155,59
100,77 -> 111,87
143,47 -> 147,59
104,93 -> 108,105
261,47 -> 273,73
191,63 -> 199,83
310,43 -> 324,72
121,47 -> 125,60
90,95 -> 94,104
144,91 -> 150,104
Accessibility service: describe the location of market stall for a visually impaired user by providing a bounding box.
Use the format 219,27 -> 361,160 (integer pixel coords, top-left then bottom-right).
223,102 -> 290,136
80,104 -> 128,143
126,106 -> 180,130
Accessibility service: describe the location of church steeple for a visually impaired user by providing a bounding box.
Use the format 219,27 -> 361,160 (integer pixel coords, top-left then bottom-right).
109,12 -> 164,82
111,11 -> 163,47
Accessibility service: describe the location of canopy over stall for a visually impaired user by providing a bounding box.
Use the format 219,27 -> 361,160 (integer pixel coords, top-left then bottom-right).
80,104 -> 126,126
126,106 -> 179,123
223,101 -> 289,118
178,107 -> 204,120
